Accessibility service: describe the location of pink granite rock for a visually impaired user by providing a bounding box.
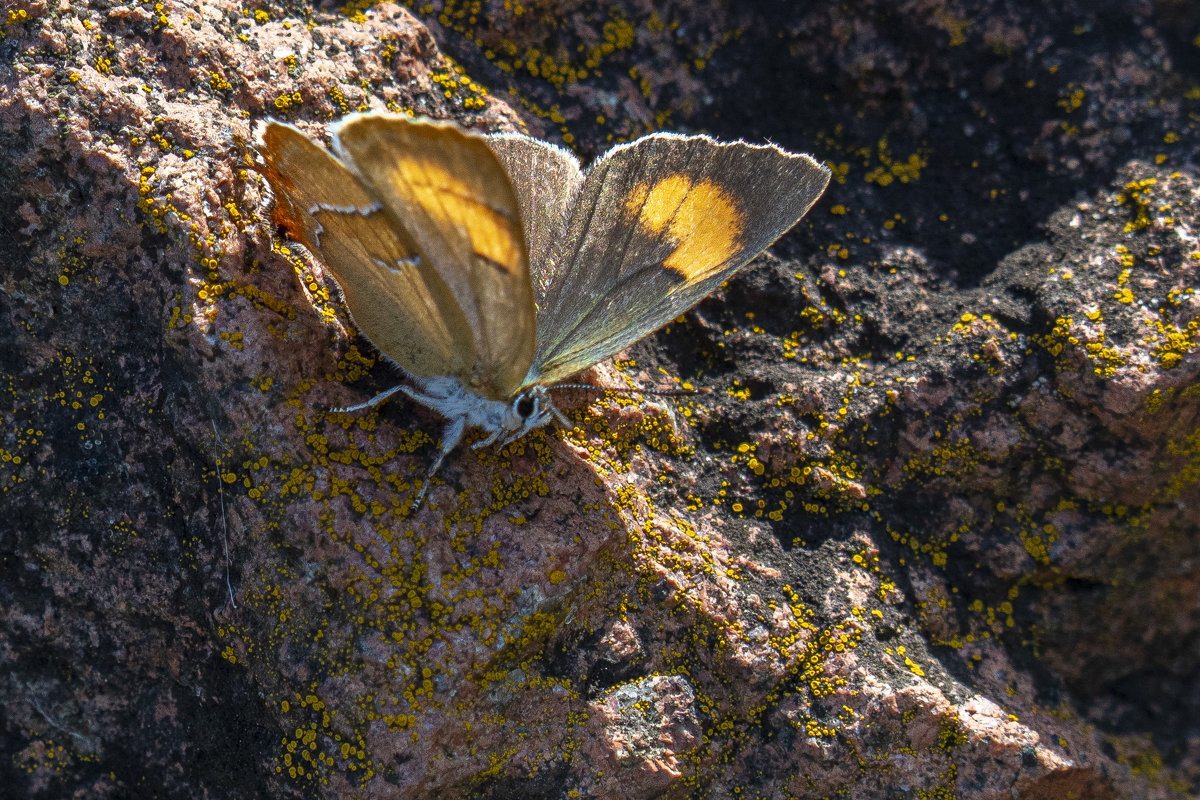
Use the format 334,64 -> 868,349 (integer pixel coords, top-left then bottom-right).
0,0 -> 1196,798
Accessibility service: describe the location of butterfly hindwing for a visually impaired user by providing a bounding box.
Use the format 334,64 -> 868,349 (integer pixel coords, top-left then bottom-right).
331,115 -> 537,401
485,133 -> 585,309
255,120 -> 477,381
526,133 -> 832,386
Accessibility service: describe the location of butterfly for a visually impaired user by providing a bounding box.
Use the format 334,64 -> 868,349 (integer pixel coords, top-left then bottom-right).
255,112 -> 830,508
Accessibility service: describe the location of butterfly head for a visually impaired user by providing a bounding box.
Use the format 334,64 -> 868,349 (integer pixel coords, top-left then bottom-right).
496,385 -> 565,446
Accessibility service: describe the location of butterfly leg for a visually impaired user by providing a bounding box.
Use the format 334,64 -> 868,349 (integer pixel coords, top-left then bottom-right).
332,384 -> 408,413
410,414 -> 466,511
549,405 -> 572,430
471,427 -> 504,450
333,378 -> 489,510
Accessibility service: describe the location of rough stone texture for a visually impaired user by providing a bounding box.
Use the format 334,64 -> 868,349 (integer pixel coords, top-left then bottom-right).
1,0 -> 1197,798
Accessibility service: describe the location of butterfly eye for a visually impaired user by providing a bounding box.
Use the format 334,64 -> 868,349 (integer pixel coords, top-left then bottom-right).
515,393 -> 537,419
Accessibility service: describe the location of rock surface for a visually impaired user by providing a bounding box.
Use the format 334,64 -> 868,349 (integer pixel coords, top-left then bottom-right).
0,0 -> 1197,798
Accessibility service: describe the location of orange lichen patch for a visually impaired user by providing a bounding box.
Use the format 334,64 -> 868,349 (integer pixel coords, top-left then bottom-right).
932,11 -> 972,47
3,7 -> 31,35
1160,393 -> 1200,501
1056,82 -> 1085,112
1117,177 -> 1158,231
202,343 -> 718,786
0,348 -> 118,507
818,129 -> 929,189
860,137 -> 928,186
1144,307 -> 1199,370
430,58 -> 490,111
1032,315 -> 1128,379
340,0 -> 738,142
13,737 -> 98,782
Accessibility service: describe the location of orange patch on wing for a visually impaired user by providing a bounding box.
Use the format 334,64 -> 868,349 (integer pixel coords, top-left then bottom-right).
397,154 -> 524,274
625,174 -> 745,279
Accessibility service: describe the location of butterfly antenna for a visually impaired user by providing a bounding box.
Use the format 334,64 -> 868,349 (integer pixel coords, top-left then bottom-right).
550,383 -> 711,398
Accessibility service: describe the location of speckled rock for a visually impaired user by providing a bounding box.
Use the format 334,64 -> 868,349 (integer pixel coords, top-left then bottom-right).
0,0 -> 1197,798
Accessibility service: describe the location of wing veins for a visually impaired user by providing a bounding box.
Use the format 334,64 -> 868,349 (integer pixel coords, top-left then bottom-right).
543,260 -> 685,368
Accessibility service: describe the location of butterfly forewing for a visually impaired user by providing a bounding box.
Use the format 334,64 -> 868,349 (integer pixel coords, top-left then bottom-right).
256,121 -> 477,381
332,116 -> 536,401
527,133 -> 831,386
